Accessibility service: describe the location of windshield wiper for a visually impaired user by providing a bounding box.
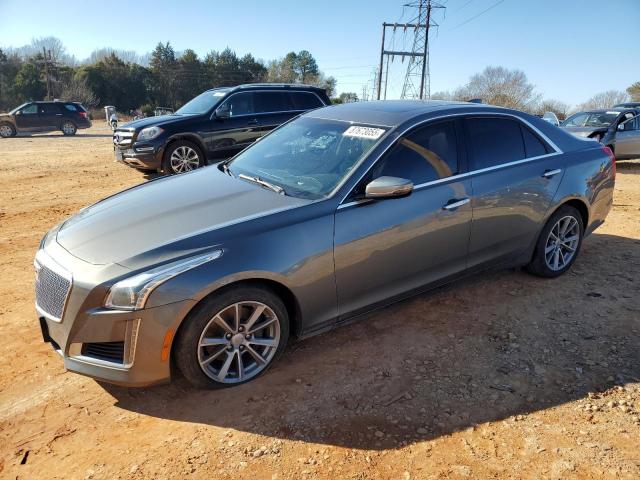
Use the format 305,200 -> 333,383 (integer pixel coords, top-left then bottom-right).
238,173 -> 285,195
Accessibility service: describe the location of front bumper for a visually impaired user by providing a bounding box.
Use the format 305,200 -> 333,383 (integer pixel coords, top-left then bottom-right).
36,240 -> 196,387
114,144 -> 163,171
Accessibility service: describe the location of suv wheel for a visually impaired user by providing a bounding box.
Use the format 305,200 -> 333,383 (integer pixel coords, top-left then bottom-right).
164,141 -> 203,174
174,286 -> 289,388
61,121 -> 77,136
526,205 -> 584,278
0,123 -> 16,138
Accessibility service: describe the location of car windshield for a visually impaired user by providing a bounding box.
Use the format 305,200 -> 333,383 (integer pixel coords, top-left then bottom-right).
565,112 -> 619,127
227,117 -> 387,200
9,103 -> 29,115
175,90 -> 228,115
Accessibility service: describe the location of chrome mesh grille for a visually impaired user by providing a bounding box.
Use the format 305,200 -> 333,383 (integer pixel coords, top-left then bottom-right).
35,263 -> 71,320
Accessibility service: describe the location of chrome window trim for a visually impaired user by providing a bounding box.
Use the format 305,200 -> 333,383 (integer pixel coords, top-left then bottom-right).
209,90 -> 327,120
336,111 -> 564,207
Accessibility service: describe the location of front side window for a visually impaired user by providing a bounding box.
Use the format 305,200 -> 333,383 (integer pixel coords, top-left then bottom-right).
20,104 -> 38,114
228,117 -> 386,199
373,121 -> 458,184
217,92 -> 254,117
467,117 -> 525,169
253,92 -> 293,113
584,112 -> 619,127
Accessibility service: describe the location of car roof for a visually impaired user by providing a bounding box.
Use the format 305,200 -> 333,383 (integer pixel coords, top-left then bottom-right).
205,83 -> 326,94
303,100 -> 486,127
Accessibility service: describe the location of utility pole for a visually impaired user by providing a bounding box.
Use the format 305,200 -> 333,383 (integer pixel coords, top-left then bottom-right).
376,1 -> 444,101
43,47 -> 51,100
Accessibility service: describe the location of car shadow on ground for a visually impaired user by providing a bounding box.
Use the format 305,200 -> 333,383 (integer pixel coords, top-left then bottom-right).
617,159 -> 640,174
15,132 -> 114,139
103,233 -> 640,450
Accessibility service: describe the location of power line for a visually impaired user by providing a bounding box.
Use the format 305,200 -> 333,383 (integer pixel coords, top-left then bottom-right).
449,0 -> 504,31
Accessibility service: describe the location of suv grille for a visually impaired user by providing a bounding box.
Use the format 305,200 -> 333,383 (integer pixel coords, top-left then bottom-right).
113,130 -> 134,146
35,262 -> 72,321
82,342 -> 125,363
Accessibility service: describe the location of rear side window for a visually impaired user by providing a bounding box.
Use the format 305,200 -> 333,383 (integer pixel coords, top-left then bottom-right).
40,103 -> 61,114
291,92 -> 324,110
253,92 -> 293,113
521,125 -> 551,157
64,104 -> 78,112
467,117 -> 525,169
374,121 -> 458,184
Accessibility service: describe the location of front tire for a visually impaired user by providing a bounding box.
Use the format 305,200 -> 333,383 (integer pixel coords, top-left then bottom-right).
61,121 -> 77,136
526,205 -> 584,278
174,286 -> 290,389
163,140 -> 203,174
0,123 -> 16,138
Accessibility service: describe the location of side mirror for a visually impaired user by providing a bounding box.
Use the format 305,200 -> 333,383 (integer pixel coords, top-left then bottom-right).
365,176 -> 413,199
617,123 -> 625,131
15,110 -> 21,115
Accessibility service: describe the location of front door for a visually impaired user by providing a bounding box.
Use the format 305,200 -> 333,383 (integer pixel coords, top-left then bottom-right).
334,119 -> 472,317
464,116 -> 565,268
14,103 -> 39,131
614,115 -> 640,158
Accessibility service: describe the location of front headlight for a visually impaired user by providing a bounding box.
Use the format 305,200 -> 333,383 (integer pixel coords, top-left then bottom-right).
104,250 -> 222,310
137,126 -> 163,141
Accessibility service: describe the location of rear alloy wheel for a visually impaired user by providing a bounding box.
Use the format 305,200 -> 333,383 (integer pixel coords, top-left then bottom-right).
61,121 -> 77,136
526,205 -> 584,277
0,123 -> 16,138
174,287 -> 289,388
164,141 -> 203,174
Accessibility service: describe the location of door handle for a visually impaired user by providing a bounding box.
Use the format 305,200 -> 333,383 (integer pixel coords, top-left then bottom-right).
55,113 -> 62,116
443,198 -> 470,210
247,119 -> 259,126
542,168 -> 562,178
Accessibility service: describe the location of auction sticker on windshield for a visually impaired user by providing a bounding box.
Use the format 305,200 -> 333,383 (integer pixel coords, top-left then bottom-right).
343,126 -> 386,139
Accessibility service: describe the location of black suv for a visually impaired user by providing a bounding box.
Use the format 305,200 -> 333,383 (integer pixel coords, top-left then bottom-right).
0,101 -> 91,138
112,84 -> 331,174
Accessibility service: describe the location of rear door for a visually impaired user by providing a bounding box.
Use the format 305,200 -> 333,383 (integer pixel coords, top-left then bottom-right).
252,91 -> 298,136
465,116 -> 564,269
334,119 -> 473,317
38,103 -> 62,130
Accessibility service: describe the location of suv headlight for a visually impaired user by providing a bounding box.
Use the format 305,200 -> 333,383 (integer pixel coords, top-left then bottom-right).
137,126 -> 163,141
104,250 -> 222,310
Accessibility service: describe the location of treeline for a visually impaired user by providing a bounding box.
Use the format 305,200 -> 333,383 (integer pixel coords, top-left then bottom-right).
0,39 -> 337,113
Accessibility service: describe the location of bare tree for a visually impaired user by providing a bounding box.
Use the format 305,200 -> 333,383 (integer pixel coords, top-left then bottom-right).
535,99 -> 570,120
454,66 -> 539,111
430,91 -> 454,101
575,90 -> 629,111
58,77 -> 99,107
626,82 -> 640,102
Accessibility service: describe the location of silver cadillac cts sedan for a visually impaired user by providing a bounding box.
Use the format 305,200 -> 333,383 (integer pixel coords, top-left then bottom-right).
35,101 -> 615,388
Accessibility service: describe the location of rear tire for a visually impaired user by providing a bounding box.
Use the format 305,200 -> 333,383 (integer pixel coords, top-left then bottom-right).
525,205 -> 584,278
174,286 -> 290,389
0,123 -> 16,138
61,121 -> 77,136
163,140 -> 204,174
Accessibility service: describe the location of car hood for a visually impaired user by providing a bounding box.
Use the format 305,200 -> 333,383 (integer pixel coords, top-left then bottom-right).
0,113 -> 11,120
56,167 -> 308,267
561,126 -> 607,137
120,114 -> 196,130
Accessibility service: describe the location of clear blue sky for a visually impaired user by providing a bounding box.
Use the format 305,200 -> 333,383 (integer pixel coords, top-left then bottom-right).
1,0 -> 638,106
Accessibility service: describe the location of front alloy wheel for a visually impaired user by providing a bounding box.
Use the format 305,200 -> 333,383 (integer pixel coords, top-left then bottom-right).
197,302 -> 280,384
174,286 -> 289,388
165,141 -> 202,174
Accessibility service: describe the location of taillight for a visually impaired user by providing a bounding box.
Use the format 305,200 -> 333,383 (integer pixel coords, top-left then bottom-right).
602,145 -> 615,180
78,111 -> 88,119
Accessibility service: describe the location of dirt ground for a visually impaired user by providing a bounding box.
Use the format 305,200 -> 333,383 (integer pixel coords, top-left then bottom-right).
0,124 -> 639,480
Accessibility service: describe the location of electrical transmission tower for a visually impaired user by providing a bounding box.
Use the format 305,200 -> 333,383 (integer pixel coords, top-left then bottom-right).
376,0 -> 445,101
